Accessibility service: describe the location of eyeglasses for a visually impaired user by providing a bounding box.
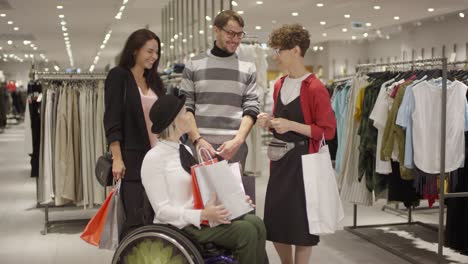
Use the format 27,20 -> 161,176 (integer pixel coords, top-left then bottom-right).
221,28 -> 246,39
273,48 -> 287,55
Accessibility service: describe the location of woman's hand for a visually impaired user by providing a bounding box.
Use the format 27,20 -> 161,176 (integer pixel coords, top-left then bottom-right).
112,158 -> 126,180
270,118 -> 293,134
201,193 -> 231,224
245,195 -> 256,208
257,113 -> 272,129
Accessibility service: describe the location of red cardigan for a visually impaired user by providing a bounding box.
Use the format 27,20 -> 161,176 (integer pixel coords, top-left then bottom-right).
273,74 -> 336,154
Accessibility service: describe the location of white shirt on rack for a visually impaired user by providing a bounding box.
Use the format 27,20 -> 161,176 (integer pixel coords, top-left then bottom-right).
141,140 -> 202,229
412,80 -> 468,173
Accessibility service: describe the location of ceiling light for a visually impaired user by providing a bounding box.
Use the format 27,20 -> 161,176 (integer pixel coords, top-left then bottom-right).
62,26 -> 67,31
189,35 -> 193,38
30,44 -> 34,47
24,54 -> 29,58
459,12 -> 465,18
386,35 -> 390,40
428,8 -> 435,12
190,53 -> 195,58
342,28 -> 348,32
320,21 -> 326,25
182,39 -> 187,43
170,17 -> 174,21
45,59 -> 49,62
100,44 -> 105,49
313,46 -> 318,51
64,37 -> 69,41
0,13 -> 5,17
199,30 -> 204,34
63,32 -> 68,36
205,16 -> 211,21
292,12 -> 299,16
59,14 -> 64,18
7,40 -> 12,45
61,21 -> 66,25
231,1 -> 238,6
237,11 -> 244,14
123,0 -> 128,4
344,14 -> 351,18
366,22 -> 372,27
352,36 -> 356,40
394,16 -> 400,20
363,32 -> 369,37
120,5 -> 126,11
33,47 -> 37,50
170,45 -> 174,49
13,27 -> 19,31
54,65 -> 60,71
373,5 -> 381,10
57,5 -> 63,9
255,26 -> 262,30
0,47 -> 2,50
322,33 -> 327,37
209,25 -> 213,29
7,21 -> 13,24
44,68 -> 49,72
256,1 -> 263,4
319,46 -> 324,51
376,29 -> 382,35
316,3 -> 324,7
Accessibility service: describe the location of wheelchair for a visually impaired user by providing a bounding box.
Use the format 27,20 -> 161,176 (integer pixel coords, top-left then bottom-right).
112,223 -> 238,264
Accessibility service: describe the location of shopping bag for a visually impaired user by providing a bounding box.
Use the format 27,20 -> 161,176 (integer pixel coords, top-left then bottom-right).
191,155 -> 218,226
80,188 -> 114,246
99,181 -> 125,250
194,159 -> 254,227
301,140 -> 344,235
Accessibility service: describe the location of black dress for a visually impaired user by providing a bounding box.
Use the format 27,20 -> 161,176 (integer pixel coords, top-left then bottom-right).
264,91 -> 320,246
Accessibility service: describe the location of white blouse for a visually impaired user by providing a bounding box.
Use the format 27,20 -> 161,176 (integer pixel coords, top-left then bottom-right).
141,140 -> 202,229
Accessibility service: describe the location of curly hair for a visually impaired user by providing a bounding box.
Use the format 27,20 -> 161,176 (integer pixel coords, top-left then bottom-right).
268,24 -> 311,57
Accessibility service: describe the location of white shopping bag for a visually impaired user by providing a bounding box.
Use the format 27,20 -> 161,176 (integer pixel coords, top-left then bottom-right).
301,140 -> 344,235
194,151 -> 253,227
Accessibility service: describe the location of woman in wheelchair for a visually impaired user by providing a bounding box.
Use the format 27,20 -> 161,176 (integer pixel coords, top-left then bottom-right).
139,94 -> 267,264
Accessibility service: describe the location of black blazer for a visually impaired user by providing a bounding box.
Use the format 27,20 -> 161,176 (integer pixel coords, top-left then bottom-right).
104,66 -> 151,181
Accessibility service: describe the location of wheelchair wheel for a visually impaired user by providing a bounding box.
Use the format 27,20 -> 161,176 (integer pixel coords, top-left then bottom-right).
112,225 -> 204,264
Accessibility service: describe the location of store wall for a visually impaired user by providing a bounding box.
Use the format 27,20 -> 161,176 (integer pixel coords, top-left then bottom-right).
303,13 -> 468,81
0,62 -> 33,88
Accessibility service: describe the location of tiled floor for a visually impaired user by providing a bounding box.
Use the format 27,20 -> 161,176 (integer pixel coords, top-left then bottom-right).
0,124 -> 466,263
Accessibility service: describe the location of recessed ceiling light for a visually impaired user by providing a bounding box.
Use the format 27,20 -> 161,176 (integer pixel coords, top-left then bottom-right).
33,47 -> 37,50
394,16 -> 400,20
255,26 -> 262,30
7,21 -> 13,24
319,46 -> 324,51
61,21 -> 66,25
459,12 -> 465,18
256,1 -> 263,5
386,35 -> 390,39
64,37 -> 69,41
59,14 -> 64,18
316,3 -> 324,7
352,36 -> 356,40
62,26 -> 67,31
320,21 -> 326,25
120,5 -> 125,11
57,5 -> 63,9
205,16 -> 212,21
199,30 -> 204,34
237,10 -> 244,14
63,32 -> 68,36
7,40 -> 12,45
366,22 -> 372,27
313,46 -> 318,51
322,33 -> 327,37
344,14 -> 351,18
0,13 -> 6,17
231,1 -> 238,6
373,5 -> 381,10
342,28 -> 348,32
292,12 -> 299,16
376,30 -> 382,35
428,8 -> 435,12
13,27 -> 19,31
363,32 -> 369,37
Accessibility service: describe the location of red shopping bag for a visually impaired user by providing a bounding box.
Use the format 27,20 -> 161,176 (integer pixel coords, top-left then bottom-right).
80,189 -> 115,246
191,158 -> 218,225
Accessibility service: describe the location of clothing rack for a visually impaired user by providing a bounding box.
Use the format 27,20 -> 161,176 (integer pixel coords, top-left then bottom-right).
346,57 -> 468,264
33,72 -> 107,234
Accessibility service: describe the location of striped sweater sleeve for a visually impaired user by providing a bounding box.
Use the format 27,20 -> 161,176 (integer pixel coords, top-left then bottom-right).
180,59 -> 196,113
242,66 -> 260,122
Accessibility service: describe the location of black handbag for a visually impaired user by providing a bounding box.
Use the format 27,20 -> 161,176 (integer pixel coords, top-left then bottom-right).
95,152 -> 113,187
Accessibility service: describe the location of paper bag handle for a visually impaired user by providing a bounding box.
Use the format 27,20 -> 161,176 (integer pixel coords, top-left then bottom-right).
197,147 -> 215,164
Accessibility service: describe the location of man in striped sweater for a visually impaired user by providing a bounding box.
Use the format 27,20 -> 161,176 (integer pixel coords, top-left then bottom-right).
180,10 -> 260,169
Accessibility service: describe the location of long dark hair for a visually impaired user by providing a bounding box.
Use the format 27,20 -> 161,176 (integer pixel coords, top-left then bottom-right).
119,29 -> 165,97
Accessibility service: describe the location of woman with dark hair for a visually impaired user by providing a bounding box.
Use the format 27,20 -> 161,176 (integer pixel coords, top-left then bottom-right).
104,28 -> 165,235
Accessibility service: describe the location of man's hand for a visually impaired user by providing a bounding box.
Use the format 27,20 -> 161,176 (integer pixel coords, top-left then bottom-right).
270,118 -> 293,134
196,138 -> 217,161
217,138 -> 242,161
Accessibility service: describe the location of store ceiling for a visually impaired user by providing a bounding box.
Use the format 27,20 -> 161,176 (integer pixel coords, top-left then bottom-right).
0,0 -> 468,72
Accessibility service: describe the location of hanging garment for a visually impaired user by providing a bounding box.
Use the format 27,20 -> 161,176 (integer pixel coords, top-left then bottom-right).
332,82 -> 351,173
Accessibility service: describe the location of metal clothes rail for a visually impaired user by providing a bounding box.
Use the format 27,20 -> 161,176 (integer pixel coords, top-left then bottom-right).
34,71 -> 107,235
345,58 -> 468,264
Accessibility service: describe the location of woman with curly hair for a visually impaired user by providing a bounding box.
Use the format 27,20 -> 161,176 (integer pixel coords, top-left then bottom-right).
257,24 -> 336,264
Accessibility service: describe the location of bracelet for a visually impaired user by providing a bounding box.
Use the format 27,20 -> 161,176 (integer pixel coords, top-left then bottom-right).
193,136 -> 203,146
